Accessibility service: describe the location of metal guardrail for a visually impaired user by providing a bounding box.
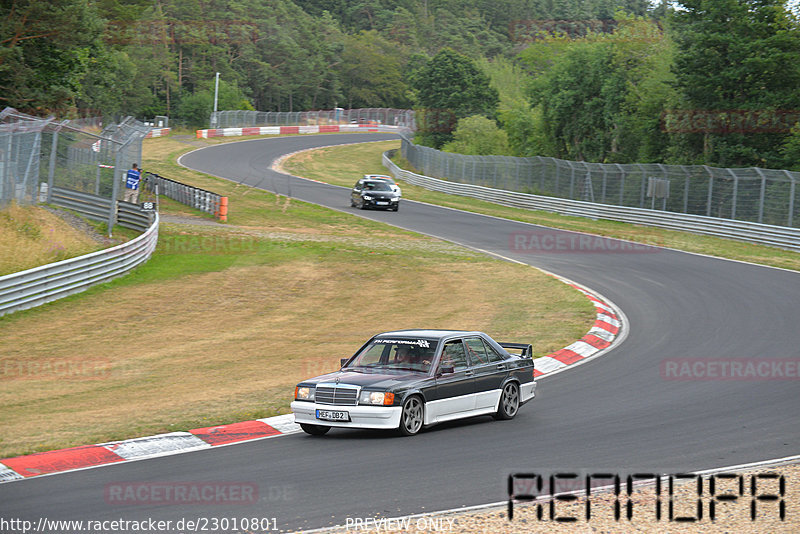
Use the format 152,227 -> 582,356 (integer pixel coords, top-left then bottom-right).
0,213 -> 159,317
117,201 -> 153,232
143,172 -> 225,220
49,187 -> 153,232
50,186 -> 111,221
383,151 -> 800,253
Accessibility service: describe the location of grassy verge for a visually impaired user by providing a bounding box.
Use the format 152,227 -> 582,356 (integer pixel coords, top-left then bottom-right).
281,141 -> 800,272
0,134 -> 595,458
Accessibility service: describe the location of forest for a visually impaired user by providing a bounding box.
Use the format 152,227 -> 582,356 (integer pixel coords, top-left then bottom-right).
2,0 -> 800,169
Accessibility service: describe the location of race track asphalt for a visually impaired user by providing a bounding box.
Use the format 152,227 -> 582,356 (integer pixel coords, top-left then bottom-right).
2,133 -> 798,532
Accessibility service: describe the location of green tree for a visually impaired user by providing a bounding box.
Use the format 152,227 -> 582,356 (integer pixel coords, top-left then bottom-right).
442,115 -> 510,155
411,48 -> 499,148
779,124 -> 800,171
336,31 -> 410,108
521,15 -> 674,162
0,0 -> 105,114
174,79 -> 254,128
669,0 -> 800,167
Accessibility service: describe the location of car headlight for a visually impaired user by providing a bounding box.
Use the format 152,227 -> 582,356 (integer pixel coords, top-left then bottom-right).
359,391 -> 395,405
362,195 -> 373,200
295,386 -> 315,401
391,197 -> 399,202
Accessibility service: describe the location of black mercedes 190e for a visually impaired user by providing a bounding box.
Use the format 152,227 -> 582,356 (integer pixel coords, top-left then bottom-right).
291,330 -> 536,436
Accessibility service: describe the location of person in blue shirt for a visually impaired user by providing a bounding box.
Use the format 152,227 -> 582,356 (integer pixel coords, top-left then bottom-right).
123,163 -> 142,203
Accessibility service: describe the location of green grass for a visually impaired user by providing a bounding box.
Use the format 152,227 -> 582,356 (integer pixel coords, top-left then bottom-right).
281,141 -> 800,272
0,133 -> 596,458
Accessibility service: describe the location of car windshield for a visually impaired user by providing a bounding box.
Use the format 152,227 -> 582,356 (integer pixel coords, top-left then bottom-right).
346,338 -> 438,372
362,181 -> 392,192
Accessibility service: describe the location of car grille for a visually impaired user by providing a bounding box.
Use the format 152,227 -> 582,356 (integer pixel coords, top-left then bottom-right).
315,385 -> 359,405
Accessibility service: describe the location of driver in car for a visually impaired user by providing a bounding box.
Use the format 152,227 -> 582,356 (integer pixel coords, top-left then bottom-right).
395,345 -> 431,368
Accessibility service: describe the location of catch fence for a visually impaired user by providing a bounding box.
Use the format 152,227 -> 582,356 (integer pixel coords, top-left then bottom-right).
0,107 -> 151,233
400,138 -> 800,228
211,108 -> 415,129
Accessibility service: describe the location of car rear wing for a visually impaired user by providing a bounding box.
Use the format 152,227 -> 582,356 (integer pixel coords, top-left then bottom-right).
499,342 -> 533,359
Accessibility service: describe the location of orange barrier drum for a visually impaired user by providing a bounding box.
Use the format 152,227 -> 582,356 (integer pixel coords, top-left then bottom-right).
218,196 -> 228,222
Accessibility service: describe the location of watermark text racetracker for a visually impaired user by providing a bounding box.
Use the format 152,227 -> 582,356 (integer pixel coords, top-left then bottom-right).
156,235 -> 258,254
661,358 -> 800,381
0,516 -> 278,533
510,231 -> 661,254
1,358 -> 112,381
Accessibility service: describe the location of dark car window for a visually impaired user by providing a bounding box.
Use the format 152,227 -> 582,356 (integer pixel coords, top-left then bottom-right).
362,181 -> 392,192
348,338 -> 437,371
438,340 -> 469,372
483,340 -> 506,363
353,180 -> 363,190
353,343 -> 388,366
464,337 -> 490,366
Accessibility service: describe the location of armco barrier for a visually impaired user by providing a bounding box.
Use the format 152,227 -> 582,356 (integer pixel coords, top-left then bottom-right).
382,152 -> 800,253
50,187 -> 111,222
0,213 -> 159,317
196,123 -> 400,138
143,172 -> 226,221
49,187 -> 153,232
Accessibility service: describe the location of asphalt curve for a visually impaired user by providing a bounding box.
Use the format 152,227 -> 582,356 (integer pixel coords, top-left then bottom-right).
2,133 -> 798,533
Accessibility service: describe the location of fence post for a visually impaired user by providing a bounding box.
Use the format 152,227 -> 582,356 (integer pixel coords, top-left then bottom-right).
21,128 -> 43,202
753,167 -> 767,224
95,165 -> 101,195
683,167 -> 690,214
569,162 -> 575,199
728,168 -> 738,220
108,138 -> 129,237
704,165 -> 713,217
638,164 -> 647,208
46,128 -> 59,203
785,170 -> 795,227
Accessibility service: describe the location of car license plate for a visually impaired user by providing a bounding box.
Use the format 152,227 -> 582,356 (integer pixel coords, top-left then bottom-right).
316,409 -> 350,422
376,201 -> 388,205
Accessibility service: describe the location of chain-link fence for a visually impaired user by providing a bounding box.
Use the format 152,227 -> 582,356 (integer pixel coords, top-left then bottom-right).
211,108 -> 415,129
208,106 -> 799,228
401,137 -> 800,228
1,107 -> 151,231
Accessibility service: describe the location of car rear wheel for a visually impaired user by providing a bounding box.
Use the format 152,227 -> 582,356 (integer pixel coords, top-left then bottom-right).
300,423 -> 330,436
398,396 -> 424,436
494,382 -> 520,420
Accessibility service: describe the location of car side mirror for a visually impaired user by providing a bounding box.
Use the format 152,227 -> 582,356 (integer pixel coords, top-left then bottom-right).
340,358 -> 349,367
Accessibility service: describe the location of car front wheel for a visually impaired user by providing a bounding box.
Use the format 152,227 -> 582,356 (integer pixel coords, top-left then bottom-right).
494,382 -> 520,420
398,396 -> 424,436
300,423 -> 330,436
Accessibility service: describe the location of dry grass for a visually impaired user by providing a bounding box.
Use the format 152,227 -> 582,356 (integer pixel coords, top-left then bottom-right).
0,134 -> 595,458
0,248 -> 591,457
0,203 -> 101,275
